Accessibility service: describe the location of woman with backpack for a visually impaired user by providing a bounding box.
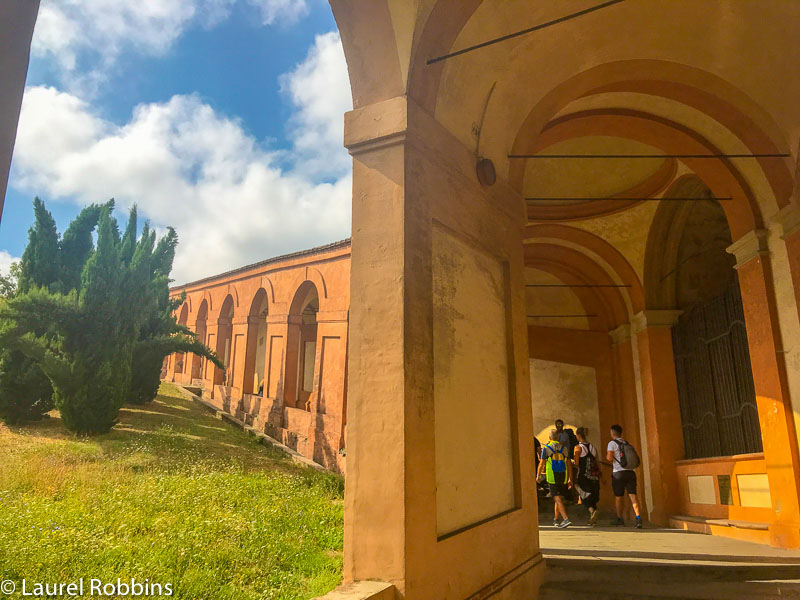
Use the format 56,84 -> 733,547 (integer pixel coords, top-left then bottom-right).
573,427 -> 601,526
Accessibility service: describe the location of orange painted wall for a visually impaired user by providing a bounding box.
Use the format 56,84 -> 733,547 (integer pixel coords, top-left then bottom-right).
165,241 -> 351,472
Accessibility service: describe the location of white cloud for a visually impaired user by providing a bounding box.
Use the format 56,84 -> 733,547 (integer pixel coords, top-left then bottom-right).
11,32 -> 353,285
281,31 -> 352,180
0,251 -> 21,277
31,0 -> 312,96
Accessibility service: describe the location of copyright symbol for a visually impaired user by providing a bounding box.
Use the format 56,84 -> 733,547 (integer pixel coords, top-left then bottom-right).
1,580 -> 15,594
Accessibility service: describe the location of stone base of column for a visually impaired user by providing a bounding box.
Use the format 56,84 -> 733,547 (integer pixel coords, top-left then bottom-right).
313,581 -> 394,600
768,522 -> 800,549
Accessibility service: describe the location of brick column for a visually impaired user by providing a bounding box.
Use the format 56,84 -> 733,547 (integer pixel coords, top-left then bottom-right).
631,310 -> 684,525
728,229 -> 800,547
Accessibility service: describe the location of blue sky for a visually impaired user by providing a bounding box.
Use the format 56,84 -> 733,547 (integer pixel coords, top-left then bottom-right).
0,0 -> 352,284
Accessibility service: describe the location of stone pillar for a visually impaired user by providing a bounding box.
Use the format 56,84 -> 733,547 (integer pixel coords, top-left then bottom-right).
281,314 -> 303,409
728,230 -> 800,548
203,321 -> 219,395
229,316 -> 249,400
631,310 -> 684,525
241,315 -> 263,396
773,203 -> 800,327
343,96 -> 544,598
309,312 -> 349,469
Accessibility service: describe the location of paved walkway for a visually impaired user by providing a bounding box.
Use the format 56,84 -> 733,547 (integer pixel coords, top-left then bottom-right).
540,524 -> 800,564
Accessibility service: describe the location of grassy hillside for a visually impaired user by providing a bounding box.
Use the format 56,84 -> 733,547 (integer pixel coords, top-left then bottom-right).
0,383 -> 343,599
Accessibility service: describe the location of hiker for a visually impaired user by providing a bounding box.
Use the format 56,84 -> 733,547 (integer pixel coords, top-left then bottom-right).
537,429 -> 573,528
534,436 -> 544,495
606,424 -> 643,528
554,419 -> 578,455
573,427 -> 601,526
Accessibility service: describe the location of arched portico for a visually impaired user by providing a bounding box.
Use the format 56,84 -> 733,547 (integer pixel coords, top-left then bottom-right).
191,299 -> 209,383
332,1 -> 800,596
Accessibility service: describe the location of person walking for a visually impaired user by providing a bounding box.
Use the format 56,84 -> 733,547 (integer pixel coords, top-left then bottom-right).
573,427 -> 601,526
555,418 -> 578,455
606,424 -> 643,528
537,429 -> 573,528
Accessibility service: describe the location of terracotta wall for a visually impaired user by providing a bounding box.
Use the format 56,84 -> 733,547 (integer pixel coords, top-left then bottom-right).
165,241 -> 351,473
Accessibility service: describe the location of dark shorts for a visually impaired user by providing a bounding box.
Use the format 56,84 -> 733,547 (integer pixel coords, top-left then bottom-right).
548,481 -> 569,497
612,470 -> 637,497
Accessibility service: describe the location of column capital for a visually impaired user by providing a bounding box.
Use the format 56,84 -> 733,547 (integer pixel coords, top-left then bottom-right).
631,310 -> 682,334
727,229 -> 769,268
344,95 -> 408,155
771,203 -> 800,240
609,323 -> 631,346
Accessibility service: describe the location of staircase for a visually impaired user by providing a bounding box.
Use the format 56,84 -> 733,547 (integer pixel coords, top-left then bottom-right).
538,523 -> 800,600
541,552 -> 800,599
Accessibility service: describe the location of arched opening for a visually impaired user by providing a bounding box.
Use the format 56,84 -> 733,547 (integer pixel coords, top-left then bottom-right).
174,302 -> 189,376
216,295 -> 235,386
245,289 -> 268,396
646,176 -> 761,459
285,281 -> 319,411
191,300 -> 208,382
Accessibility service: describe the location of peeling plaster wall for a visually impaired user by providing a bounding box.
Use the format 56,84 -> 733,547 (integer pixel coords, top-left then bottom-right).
433,226 -> 516,536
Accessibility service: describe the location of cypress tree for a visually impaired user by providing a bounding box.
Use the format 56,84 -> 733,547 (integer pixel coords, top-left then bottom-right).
0,200 -> 111,425
0,201 -> 221,432
127,227 -> 221,405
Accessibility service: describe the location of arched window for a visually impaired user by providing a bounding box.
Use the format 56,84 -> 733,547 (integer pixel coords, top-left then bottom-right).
285,282 -> 319,411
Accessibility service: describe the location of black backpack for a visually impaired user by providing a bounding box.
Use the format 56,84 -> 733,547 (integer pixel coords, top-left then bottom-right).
581,442 -> 601,479
565,427 -> 578,451
613,439 -> 641,469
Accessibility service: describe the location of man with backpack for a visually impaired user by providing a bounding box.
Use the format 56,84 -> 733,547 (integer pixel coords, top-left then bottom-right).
555,419 -> 578,455
606,424 -> 643,528
537,429 -> 573,528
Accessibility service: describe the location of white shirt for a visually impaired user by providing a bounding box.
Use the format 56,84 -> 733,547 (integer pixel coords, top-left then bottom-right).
607,438 -> 633,473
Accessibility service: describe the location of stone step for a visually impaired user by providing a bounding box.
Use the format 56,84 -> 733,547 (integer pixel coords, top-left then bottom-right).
541,555 -> 800,600
540,578 -> 800,600
545,555 -> 800,583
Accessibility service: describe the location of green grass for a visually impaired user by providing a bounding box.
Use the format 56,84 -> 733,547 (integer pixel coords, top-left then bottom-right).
0,383 -> 344,599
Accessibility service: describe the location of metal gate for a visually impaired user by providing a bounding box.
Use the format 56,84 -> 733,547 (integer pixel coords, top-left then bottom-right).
671,280 -> 762,459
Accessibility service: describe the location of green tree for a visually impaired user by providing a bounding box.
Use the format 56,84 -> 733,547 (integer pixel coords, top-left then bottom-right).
127,226 -> 221,405
0,200 -> 110,426
0,262 -> 20,298
1,200 -> 221,432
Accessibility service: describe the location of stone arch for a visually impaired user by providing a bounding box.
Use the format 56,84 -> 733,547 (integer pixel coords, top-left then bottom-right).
284,281 -> 320,410
514,109 -> 762,239
227,284 -> 240,310
191,299 -> 209,381
506,61 -> 793,224
305,267 -> 328,302
525,223 -> 645,315
644,174 -> 718,310
329,0 -> 406,107
509,59 -> 793,201
216,294 -> 235,385
524,242 -> 630,331
260,276 -> 277,313
243,288 -> 269,395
